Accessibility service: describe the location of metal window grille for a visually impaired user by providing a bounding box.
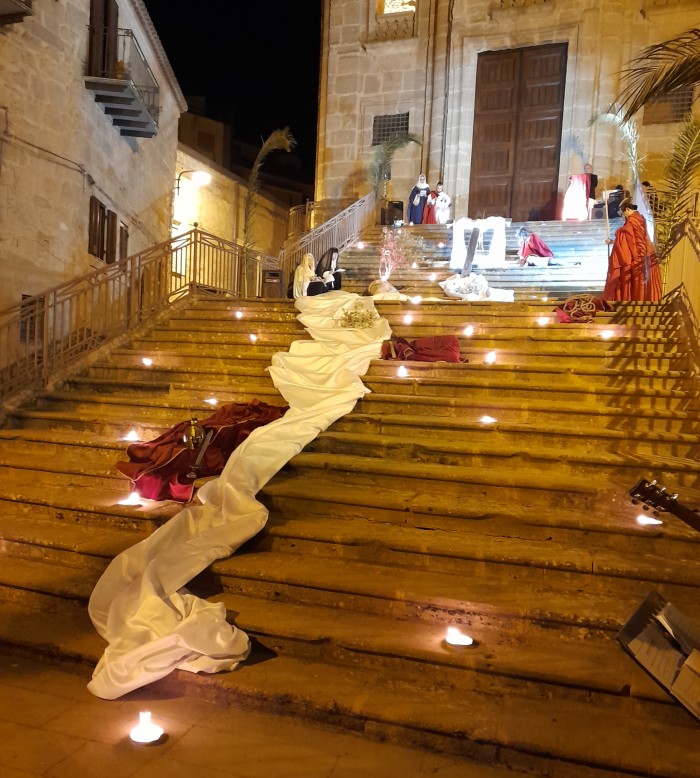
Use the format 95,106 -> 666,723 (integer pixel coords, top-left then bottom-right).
372,113 -> 409,145
643,87 -> 695,125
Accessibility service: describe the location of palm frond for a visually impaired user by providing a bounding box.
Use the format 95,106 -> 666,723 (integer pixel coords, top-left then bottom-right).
243,128 -> 296,252
654,115 -> 700,262
591,106 -> 643,185
367,132 -> 422,196
616,28 -> 700,121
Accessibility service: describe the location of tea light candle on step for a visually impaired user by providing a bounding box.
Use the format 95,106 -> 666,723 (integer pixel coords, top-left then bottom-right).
411,262 -> 418,269
249,333 -> 258,342
142,357 -> 153,366
445,626 -> 474,646
537,316 -> 550,326
600,329 -> 614,340
204,398 -> 218,406
484,350 -> 497,365
463,325 -> 474,337
357,241 -> 365,249
122,430 -> 140,442
397,365 -> 409,378
410,295 -> 422,305
429,272 -> 437,281
130,711 -> 164,744
403,314 -> 413,325
119,491 -> 142,506
234,310 -> 244,320
480,415 -> 497,424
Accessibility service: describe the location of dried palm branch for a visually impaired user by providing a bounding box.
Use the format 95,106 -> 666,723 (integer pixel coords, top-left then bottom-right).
243,128 -> 296,253
616,29 -> 700,122
591,106 -> 643,185
367,132 -> 422,197
654,115 -> 700,262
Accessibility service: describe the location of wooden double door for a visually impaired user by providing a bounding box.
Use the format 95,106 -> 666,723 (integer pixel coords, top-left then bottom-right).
468,43 -> 567,222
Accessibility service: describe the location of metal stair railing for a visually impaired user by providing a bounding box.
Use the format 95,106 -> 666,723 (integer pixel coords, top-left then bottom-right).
279,192 -> 376,288
0,226 -> 278,404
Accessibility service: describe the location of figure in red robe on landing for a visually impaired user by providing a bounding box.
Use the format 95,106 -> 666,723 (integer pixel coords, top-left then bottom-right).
602,197 -> 661,302
517,227 -> 555,267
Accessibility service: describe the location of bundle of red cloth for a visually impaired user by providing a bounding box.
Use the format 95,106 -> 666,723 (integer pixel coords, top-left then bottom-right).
381,335 -> 464,362
117,399 -> 287,502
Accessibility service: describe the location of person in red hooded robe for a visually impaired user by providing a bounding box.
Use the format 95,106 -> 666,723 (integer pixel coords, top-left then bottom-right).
603,197 -> 661,302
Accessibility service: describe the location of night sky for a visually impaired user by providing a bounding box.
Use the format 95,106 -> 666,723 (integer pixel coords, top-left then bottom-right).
142,1 -> 323,180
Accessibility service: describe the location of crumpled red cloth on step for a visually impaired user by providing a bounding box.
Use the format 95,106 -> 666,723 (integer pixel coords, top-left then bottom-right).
381,335 -> 464,363
116,399 -> 288,502
553,295 -> 614,324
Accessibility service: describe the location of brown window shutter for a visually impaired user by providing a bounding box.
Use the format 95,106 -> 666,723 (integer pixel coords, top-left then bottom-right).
88,195 -> 102,256
104,0 -> 119,79
105,210 -> 118,264
119,221 -> 129,260
87,0 -> 105,77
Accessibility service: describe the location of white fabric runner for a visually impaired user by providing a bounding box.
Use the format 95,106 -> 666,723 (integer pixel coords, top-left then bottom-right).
88,292 -> 391,699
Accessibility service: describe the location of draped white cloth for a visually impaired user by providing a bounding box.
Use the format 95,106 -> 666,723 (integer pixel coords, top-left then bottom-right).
449,216 -> 507,270
87,292 -> 391,700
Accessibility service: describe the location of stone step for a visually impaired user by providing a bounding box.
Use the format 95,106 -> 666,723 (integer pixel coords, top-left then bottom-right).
66,373 -> 277,395
0,599 -> 696,778
259,473 -> 699,547
208,549 -> 700,633
331,411 -> 700,460
307,430 -> 700,487
83,360 -> 274,384
356,392 -> 699,433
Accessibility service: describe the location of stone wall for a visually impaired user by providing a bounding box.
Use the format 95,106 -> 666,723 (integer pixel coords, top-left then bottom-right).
316,0 -> 700,220
175,146 -> 289,259
0,0 -> 185,313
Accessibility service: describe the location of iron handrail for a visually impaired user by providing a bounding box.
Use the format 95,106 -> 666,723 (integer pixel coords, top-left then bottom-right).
279,192 -> 377,286
0,227 -> 278,404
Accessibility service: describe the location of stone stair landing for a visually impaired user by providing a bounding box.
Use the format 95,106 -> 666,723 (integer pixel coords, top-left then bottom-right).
0,295 -> 699,778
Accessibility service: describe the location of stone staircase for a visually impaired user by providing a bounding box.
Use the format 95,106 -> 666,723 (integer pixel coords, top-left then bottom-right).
1,289 -> 700,777
341,220 -> 614,298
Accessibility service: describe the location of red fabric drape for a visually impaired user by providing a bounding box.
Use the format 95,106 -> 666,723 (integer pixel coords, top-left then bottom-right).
117,399 -> 287,502
602,211 -> 662,302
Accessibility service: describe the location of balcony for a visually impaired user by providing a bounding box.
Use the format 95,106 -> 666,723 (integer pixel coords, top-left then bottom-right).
84,28 -> 160,138
0,0 -> 33,25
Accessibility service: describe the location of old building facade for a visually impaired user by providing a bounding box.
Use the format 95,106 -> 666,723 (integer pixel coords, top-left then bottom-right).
316,0 -> 699,221
0,0 -> 187,312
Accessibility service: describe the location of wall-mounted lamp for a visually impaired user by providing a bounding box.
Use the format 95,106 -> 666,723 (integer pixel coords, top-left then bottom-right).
175,169 -> 212,194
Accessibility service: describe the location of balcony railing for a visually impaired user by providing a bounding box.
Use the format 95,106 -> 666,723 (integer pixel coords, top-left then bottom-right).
85,28 -> 160,138
0,227 -> 279,404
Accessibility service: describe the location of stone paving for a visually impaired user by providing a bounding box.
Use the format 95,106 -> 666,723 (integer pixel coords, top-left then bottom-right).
0,651 -> 521,778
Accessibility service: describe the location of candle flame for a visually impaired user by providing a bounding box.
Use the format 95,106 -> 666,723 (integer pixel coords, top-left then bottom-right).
397,365 -> 409,378
600,329 -> 614,340
249,333 -> 258,342
403,314 -> 413,325
204,398 -> 218,406
122,430 -> 140,442
537,316 -> 550,326
119,491 -> 142,506
234,310 -> 244,320
142,357 -> 153,366
445,626 -> 474,646
463,325 -> 474,337
484,350 -> 497,364
480,415 -> 497,424
130,711 -> 164,744
636,514 -> 663,527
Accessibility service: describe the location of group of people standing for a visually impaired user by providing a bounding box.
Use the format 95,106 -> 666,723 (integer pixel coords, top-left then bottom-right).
407,174 -> 451,225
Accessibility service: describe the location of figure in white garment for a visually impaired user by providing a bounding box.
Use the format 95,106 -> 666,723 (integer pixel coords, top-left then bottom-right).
292,253 -> 317,298
434,183 -> 452,224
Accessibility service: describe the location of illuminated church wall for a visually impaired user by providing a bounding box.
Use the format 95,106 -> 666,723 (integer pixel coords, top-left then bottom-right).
0,0 -> 186,313
316,0 -> 700,220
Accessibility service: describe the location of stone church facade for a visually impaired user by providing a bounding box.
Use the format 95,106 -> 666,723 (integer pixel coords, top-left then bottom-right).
315,0 -> 700,222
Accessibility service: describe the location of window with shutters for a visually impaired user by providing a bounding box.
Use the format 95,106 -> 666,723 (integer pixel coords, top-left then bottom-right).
372,113 -> 410,145
88,195 -> 118,262
119,221 -> 129,260
87,0 -> 119,79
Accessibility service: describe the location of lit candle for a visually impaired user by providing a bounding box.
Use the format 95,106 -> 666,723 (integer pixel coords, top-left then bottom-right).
600,329 -> 614,340
429,272 -> 437,281
480,415 -> 497,424
357,241 -> 365,249
234,310 -> 244,320
445,626 -> 474,646
484,350 -> 497,364
397,365 -> 409,378
118,492 -> 142,507
410,295 -> 422,305
122,430 -> 140,442
249,333 -> 258,342
537,316 -> 550,326
438,241 -> 445,248
204,398 -> 218,406
411,262 -> 418,269
129,711 -> 164,744
142,357 -> 153,367
403,314 -> 413,325
463,325 -> 474,337
636,514 -> 663,527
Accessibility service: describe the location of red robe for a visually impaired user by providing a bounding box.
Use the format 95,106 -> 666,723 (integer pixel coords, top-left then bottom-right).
117,399 -> 287,502
423,191 -> 438,224
602,211 -> 662,302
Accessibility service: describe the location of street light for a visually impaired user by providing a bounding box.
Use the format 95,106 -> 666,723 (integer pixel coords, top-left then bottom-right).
175,169 -> 212,194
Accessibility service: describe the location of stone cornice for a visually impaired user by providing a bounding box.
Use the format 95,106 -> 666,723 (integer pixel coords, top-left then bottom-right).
131,0 -> 188,113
